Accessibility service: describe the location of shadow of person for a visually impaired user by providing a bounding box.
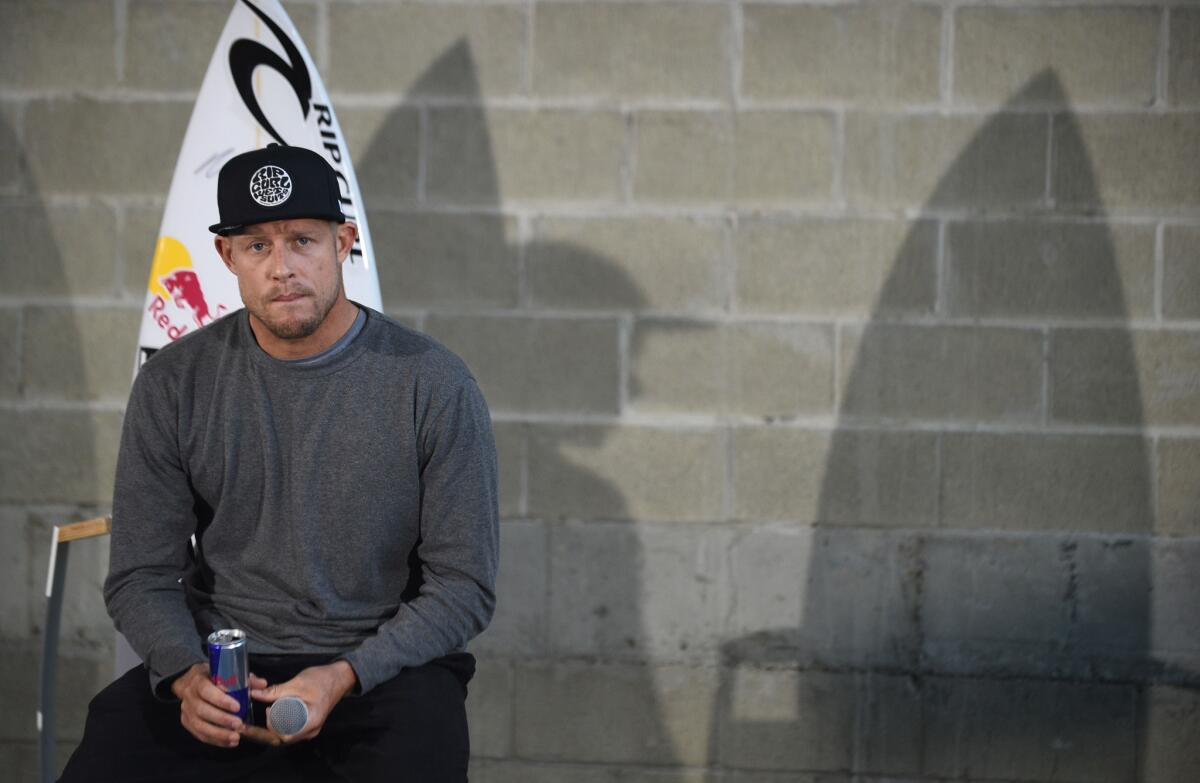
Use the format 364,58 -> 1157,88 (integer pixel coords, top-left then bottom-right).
1,108 -> 116,778
355,41 -> 684,772
714,70 -> 1162,779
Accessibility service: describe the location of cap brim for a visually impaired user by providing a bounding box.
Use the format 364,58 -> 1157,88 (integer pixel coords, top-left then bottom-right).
208,213 -> 346,236
208,221 -> 243,235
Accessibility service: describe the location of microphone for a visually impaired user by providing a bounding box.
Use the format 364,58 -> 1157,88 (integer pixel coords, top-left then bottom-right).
267,696 -> 309,736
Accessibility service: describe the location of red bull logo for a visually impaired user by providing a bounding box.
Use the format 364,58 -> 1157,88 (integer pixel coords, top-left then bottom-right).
162,269 -> 212,327
146,237 -> 228,340
212,673 -> 241,690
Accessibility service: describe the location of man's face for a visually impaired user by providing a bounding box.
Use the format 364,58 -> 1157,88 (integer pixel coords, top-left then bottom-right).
215,218 -> 356,344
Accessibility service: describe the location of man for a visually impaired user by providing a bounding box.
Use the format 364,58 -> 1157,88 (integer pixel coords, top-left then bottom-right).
59,145 -> 499,782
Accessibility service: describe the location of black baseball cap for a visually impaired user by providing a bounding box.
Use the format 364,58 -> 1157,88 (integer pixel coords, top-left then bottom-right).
208,145 -> 347,235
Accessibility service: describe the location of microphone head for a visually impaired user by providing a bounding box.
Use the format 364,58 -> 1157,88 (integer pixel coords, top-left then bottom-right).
267,696 -> 309,736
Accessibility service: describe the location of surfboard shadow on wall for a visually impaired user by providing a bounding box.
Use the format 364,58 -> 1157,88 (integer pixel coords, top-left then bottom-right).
1,110 -> 120,777
712,70 -> 1170,780
356,41 -> 683,771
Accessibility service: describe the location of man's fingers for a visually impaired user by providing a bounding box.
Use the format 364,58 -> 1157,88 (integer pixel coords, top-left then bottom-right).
173,664 -> 252,748
190,699 -> 244,731
240,724 -> 283,746
198,680 -> 243,713
193,722 -> 240,747
248,673 -> 269,690
180,709 -> 241,747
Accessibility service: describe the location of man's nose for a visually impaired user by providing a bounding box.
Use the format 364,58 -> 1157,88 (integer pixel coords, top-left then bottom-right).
268,245 -> 296,278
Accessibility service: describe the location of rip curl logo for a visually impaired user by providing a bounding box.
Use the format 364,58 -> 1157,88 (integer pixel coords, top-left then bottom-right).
249,165 -> 292,207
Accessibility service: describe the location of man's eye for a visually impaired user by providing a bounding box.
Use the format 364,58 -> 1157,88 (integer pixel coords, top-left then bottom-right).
251,242 -> 266,252
297,236 -> 310,246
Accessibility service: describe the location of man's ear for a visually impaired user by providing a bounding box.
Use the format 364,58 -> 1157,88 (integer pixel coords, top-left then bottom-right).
215,236 -> 236,274
334,222 -> 358,265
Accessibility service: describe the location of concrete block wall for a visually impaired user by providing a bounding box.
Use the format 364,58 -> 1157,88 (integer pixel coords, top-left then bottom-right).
2,1 -> 1198,781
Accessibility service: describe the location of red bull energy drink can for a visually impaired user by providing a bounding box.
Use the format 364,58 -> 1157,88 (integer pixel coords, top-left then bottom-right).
207,629 -> 252,722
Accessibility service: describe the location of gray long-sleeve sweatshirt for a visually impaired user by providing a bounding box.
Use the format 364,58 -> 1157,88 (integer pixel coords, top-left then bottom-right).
104,306 -> 499,696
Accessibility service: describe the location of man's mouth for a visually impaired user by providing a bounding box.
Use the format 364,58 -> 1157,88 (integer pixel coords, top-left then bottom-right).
273,292 -> 305,302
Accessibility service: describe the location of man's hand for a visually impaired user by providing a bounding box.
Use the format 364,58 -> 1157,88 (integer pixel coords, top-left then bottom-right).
170,662 -> 275,748
250,660 -> 358,743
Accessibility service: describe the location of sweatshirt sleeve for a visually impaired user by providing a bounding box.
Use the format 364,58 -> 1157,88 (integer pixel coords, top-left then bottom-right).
343,367 -> 499,693
103,366 -> 207,698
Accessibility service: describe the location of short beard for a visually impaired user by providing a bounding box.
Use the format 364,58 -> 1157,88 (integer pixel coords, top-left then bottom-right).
255,271 -> 343,341
261,311 -> 324,340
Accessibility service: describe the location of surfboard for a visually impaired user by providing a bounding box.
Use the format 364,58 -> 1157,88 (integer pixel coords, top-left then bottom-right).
136,0 -> 380,366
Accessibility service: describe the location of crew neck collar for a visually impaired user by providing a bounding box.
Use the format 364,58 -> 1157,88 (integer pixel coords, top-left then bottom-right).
280,305 -> 366,367
242,304 -> 373,377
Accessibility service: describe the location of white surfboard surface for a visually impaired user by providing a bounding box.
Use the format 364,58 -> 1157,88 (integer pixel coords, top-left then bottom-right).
137,0 -> 380,366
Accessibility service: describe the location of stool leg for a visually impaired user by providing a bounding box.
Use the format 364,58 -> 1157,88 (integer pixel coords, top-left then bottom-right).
41,538 -> 69,783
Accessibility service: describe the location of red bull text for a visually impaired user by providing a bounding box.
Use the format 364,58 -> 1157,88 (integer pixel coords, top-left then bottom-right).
207,629 -> 252,723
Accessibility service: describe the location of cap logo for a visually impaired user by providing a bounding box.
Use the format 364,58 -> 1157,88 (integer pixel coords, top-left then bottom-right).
249,164 -> 292,207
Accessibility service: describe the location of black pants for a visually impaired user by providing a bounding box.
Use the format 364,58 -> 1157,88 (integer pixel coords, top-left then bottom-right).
59,653 -> 474,782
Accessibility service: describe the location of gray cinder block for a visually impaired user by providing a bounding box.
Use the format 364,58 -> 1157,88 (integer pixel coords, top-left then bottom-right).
514,661 -> 716,765
633,111 -> 733,203
844,113 -> 1047,209
0,410 -> 122,505
528,424 -> 725,523
373,213 -> 519,309
1051,328 -> 1200,427
839,323 -> 1043,424
0,1 -> 117,91
330,5 -> 524,98
22,306 -> 140,402
427,108 -> 624,203
947,220 -> 1155,320
735,217 -> 938,318
533,4 -> 729,100
25,99 -> 189,195
1053,114 -> 1200,210
2,201 -> 120,297
426,315 -> 620,415
741,4 -> 940,104
954,7 -> 1159,107
529,217 -> 727,313
632,320 -> 834,418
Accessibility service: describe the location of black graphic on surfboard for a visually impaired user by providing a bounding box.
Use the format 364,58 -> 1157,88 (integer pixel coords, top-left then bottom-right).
229,0 -> 311,146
